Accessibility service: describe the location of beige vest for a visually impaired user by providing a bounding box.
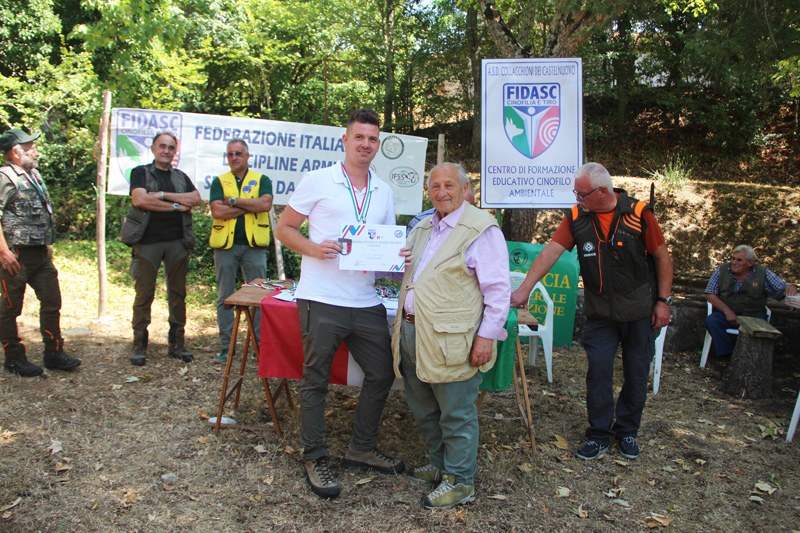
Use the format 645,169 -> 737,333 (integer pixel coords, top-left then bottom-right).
392,204 -> 499,383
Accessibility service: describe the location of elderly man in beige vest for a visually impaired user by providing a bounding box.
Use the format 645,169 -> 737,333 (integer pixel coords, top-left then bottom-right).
392,162 -> 510,509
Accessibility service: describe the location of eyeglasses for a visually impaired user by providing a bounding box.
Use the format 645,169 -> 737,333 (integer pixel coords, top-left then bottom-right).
226,151 -> 245,158
573,186 -> 602,201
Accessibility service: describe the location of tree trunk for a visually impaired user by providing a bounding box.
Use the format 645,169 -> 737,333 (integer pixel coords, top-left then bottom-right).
382,0 -> 396,131
722,317 -> 781,399
467,6 -> 482,158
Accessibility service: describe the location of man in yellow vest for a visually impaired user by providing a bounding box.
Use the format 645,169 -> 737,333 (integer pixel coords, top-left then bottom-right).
209,138 -> 273,362
393,162 -> 510,509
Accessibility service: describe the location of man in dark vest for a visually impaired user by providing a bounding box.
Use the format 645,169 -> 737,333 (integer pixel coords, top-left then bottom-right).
511,162 -> 673,461
208,138 -> 273,363
704,244 -> 796,358
126,132 -> 200,366
0,128 -> 81,377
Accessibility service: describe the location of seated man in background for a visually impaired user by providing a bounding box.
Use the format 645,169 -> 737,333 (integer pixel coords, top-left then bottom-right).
705,244 -> 796,358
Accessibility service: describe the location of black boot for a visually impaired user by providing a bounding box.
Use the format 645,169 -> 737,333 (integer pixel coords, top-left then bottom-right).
4,356 -> 44,377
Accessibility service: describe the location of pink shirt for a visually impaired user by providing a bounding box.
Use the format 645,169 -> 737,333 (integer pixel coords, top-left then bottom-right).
405,202 -> 509,341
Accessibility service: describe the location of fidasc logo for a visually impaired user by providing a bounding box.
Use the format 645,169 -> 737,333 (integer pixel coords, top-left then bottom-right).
389,167 -> 419,187
503,83 -> 560,159
115,109 -> 182,182
583,242 -> 594,253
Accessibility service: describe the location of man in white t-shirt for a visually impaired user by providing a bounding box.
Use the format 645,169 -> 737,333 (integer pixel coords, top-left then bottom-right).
276,109 -> 405,499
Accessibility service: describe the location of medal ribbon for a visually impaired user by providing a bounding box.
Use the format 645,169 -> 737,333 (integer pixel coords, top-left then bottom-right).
341,162 -> 372,222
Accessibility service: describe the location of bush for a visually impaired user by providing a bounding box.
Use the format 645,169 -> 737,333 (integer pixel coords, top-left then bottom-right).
647,154 -> 693,192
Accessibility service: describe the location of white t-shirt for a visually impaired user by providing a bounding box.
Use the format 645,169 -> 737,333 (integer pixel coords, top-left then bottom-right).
289,161 -> 396,308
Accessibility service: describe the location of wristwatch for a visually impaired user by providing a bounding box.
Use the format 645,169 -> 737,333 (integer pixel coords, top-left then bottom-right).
173,202 -> 180,211
657,296 -> 673,305
229,197 -> 238,207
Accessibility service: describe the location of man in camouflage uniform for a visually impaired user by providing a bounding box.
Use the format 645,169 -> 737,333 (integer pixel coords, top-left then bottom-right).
0,128 -> 81,377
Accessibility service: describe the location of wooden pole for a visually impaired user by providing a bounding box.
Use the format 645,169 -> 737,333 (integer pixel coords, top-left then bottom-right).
437,133 -> 445,164
96,90 -> 112,321
269,207 -> 285,280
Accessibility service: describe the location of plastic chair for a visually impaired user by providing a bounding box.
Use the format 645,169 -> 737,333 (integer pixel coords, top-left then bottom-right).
510,272 -> 555,382
787,390 -> 800,443
700,302 -> 771,368
650,325 -> 667,394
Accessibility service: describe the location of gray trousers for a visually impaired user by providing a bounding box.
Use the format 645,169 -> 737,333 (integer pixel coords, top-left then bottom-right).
130,240 -> 188,348
214,245 -> 267,349
297,299 -> 394,461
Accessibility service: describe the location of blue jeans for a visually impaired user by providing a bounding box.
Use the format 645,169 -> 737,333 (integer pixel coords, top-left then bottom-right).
214,245 -> 267,349
705,310 -> 768,357
582,318 -> 655,444
399,320 -> 481,485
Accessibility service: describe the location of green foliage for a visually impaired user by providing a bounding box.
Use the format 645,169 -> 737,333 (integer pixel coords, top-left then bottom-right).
646,154 -> 693,192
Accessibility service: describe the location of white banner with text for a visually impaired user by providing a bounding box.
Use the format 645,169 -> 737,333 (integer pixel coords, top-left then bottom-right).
481,58 -> 583,209
107,108 -> 427,215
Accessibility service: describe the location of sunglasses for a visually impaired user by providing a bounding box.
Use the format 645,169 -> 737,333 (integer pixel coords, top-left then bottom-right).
227,151 -> 245,158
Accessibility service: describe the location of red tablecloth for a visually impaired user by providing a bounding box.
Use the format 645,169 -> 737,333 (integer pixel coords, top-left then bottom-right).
258,292 -> 355,385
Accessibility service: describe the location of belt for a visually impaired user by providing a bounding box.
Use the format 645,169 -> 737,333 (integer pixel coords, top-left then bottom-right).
403,311 -> 415,324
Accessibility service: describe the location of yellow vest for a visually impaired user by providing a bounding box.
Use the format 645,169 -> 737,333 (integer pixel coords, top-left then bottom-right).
209,171 -> 271,249
392,204 -> 498,383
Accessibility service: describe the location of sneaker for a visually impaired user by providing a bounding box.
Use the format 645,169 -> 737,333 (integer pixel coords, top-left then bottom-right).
575,440 -> 609,461
168,344 -> 193,363
304,457 -> 341,499
130,347 -> 147,367
4,357 -> 44,377
343,446 -> 405,474
43,350 -> 81,371
213,348 -> 228,364
421,474 -> 475,509
407,464 -> 442,484
617,436 -> 640,460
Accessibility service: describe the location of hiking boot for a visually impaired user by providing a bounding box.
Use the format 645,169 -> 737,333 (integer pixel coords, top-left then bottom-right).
213,348 -> 228,364
130,347 -> 147,366
168,344 -> 193,363
407,464 -> 442,484
343,446 -> 405,474
617,436 -> 640,460
575,440 -> 609,461
304,457 -> 341,499
421,474 -> 475,509
43,350 -> 81,371
4,357 -> 44,377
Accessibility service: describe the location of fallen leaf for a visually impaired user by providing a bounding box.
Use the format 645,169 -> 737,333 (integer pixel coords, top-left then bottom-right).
750,495 -> 764,504
573,504 -> 587,518
556,486 -> 570,498
55,463 -> 72,473
755,482 -> 777,494
695,459 -> 707,466
47,439 -> 63,455
645,514 -> 671,528
612,499 -> 631,508
284,445 -> 296,454
124,376 -> 140,383
552,435 -> 569,450
262,476 -> 274,485
178,366 -> 188,376
542,390 -> 556,397
487,494 -> 507,500
355,477 -> 374,485
614,460 -> 628,467
196,436 -> 210,445
518,462 -> 535,474
603,515 -> 616,522
0,498 -> 21,513
647,480 -> 656,486
253,445 -> 268,454
111,384 -> 122,390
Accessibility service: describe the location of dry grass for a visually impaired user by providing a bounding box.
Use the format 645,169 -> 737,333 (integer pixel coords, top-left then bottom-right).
2,179 -> 800,531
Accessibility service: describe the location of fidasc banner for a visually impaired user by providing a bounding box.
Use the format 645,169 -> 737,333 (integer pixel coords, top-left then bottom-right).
481,58 -> 583,209
107,109 -> 426,215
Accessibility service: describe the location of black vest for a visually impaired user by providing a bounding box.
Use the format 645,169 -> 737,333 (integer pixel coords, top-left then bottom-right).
569,189 -> 655,322
718,263 -> 768,316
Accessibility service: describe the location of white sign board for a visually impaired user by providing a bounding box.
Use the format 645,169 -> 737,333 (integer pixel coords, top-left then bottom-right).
107,108 -> 426,215
481,58 -> 583,209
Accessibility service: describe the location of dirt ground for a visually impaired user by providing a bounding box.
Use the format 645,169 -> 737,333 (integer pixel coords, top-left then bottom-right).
2,178 -> 800,532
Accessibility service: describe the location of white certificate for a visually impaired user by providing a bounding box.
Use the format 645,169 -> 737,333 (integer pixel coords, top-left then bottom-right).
338,224 -> 406,272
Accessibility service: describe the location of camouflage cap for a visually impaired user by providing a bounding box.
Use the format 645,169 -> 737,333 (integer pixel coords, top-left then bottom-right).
0,129 -> 40,153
